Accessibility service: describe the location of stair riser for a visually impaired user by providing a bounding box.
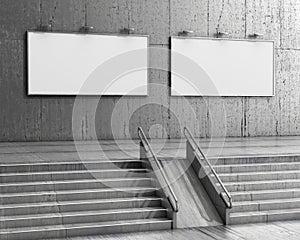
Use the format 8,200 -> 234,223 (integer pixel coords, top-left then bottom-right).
0,190 -> 157,205
219,172 -> 300,182
1,199 -> 161,216
0,171 -> 149,183
0,221 -> 172,240
215,163 -> 300,173
211,156 -> 300,165
67,220 -> 172,238
0,162 -> 144,173
231,201 -> 300,213
229,212 -> 300,225
0,179 -> 153,195
225,181 -> 300,192
232,190 -> 300,202
1,210 -> 167,229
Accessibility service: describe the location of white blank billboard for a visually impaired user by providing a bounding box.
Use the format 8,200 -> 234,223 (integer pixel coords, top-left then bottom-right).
171,37 -> 274,96
27,32 -> 148,95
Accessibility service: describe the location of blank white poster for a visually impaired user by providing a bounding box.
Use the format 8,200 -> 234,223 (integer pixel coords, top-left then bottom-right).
28,32 -> 148,95
171,37 -> 274,96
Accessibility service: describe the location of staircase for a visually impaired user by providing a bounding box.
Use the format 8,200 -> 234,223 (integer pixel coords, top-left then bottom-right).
0,159 -> 173,240
212,155 -> 300,224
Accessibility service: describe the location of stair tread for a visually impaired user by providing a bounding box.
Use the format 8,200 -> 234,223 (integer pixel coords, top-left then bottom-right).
230,208 -> 300,217
0,159 -> 144,167
230,188 -> 300,195
0,177 -> 152,186
215,162 -> 300,168
208,153 -> 300,160
0,196 -> 162,209
0,218 -> 172,233
217,170 -> 300,176
233,197 -> 300,206
0,186 -> 157,197
0,207 -> 166,221
221,179 -> 300,185
0,168 -> 148,176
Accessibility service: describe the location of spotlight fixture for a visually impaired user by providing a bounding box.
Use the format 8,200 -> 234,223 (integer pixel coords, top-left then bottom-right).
80,26 -> 95,33
248,33 -> 264,38
215,31 -> 229,38
37,24 -> 52,32
120,27 -> 135,34
178,30 -> 194,36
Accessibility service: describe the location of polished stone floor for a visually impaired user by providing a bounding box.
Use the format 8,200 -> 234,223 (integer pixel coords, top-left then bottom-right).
1,136 -> 300,164
1,137 -> 300,239
62,221 -> 300,240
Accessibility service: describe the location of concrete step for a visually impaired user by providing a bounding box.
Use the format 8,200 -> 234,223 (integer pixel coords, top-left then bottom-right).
229,208 -> 300,225
0,218 -> 172,240
230,188 -> 300,202
0,159 -> 146,173
217,170 -> 300,182
210,155 -> 300,225
231,198 -> 300,213
209,155 -> 300,165
0,197 -> 162,216
214,162 -> 300,173
0,169 -> 149,183
0,187 -> 158,204
0,157 -> 173,238
1,207 -> 167,229
221,179 -> 300,192
0,177 -> 153,194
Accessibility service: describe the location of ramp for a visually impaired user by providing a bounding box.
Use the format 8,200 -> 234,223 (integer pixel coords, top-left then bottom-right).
160,158 -> 223,228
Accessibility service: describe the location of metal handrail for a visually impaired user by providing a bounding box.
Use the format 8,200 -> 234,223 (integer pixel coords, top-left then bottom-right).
183,127 -> 232,208
138,127 -> 179,212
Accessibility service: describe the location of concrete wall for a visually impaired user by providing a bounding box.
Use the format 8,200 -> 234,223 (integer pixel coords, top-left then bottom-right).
0,0 -> 300,141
